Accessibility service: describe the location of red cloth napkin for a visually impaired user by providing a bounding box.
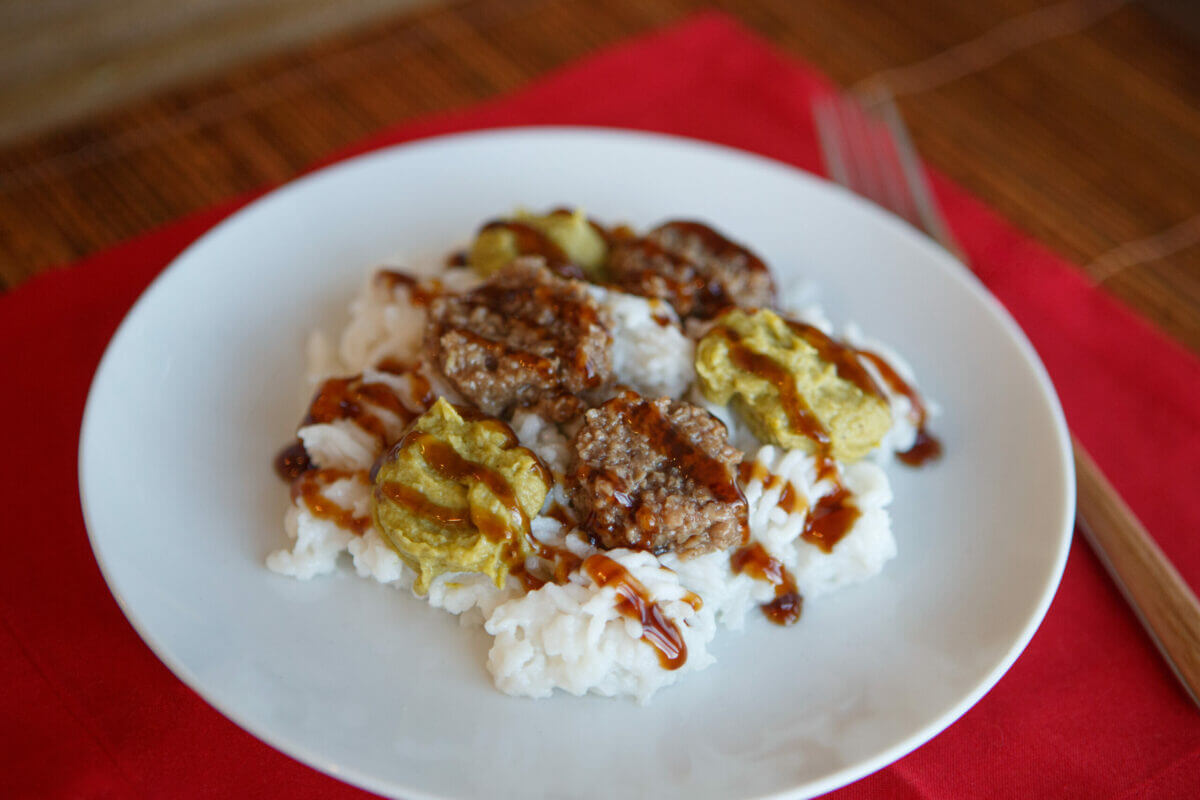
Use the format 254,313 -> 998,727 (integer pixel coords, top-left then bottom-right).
3,12 -> 1198,799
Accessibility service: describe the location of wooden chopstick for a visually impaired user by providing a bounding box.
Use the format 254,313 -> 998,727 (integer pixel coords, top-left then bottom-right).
1074,439 -> 1200,709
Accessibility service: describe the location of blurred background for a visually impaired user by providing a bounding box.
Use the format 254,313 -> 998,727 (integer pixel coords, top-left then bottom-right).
1,0 -> 1197,349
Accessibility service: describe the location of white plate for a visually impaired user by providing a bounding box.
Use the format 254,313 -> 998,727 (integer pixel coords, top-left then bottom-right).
79,127 -> 1074,800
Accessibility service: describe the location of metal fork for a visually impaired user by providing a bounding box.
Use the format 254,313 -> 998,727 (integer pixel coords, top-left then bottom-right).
813,89 -> 1200,708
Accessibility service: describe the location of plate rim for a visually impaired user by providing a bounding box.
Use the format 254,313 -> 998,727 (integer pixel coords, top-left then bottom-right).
78,124 -> 1076,800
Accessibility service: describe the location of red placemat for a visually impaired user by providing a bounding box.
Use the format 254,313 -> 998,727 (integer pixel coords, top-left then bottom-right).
3,12 -> 1198,799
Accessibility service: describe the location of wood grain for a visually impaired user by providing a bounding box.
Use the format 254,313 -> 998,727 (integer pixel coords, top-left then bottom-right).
1074,440 -> 1200,707
0,0 -> 1198,353
0,0 -> 435,144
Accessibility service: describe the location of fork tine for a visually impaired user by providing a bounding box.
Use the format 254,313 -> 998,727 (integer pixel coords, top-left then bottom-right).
855,98 -> 923,227
835,94 -> 892,211
874,95 -> 968,262
813,88 -> 968,263
813,94 -> 853,189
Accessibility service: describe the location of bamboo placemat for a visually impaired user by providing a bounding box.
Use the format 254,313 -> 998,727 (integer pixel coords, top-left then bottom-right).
2,0 -> 1198,351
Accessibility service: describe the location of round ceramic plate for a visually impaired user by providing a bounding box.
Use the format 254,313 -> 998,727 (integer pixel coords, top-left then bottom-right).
79,128 -> 1074,800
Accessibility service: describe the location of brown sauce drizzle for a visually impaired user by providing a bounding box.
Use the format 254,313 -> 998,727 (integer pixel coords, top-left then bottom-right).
617,394 -> 745,506
657,221 -> 769,275
730,459 -> 812,621
276,364 -> 431,486
736,460 -> 806,516
583,553 -> 689,670
606,224 -> 639,246
731,542 -> 802,625
513,537 -> 586,591
714,326 -> 836,479
291,468 -> 372,535
274,440 -> 313,482
616,221 -> 769,320
621,236 -> 735,320
304,374 -> 415,447
370,361 -> 437,409
377,479 -> 471,529
729,460 -> 806,515
375,270 -> 442,306
737,459 -> 766,485
546,502 -> 575,527
479,219 -> 579,277
735,457 -> 858,554
449,277 -> 607,389
453,328 -> 559,379
446,250 -> 468,267
376,415 -> 554,584
372,357 -> 411,375
542,206 -> 626,250
801,485 -> 859,553
545,548 -> 585,588
715,317 -> 941,471
897,430 -> 942,467
778,482 -> 804,515
784,320 -> 884,399
583,392 -> 749,547
408,431 -> 533,543
857,351 -> 943,466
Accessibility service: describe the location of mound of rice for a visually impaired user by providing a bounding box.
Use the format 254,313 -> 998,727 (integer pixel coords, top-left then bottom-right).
268,255 -> 932,703
486,544 -> 716,703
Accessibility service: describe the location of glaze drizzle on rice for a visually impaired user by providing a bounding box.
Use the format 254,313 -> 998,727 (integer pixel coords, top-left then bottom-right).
268,210 -> 941,703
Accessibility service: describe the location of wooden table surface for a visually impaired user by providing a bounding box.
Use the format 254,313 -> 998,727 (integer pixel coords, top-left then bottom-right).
2,0 -> 1198,353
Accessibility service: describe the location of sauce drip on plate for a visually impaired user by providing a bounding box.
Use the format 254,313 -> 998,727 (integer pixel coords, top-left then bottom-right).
857,350 -> 942,466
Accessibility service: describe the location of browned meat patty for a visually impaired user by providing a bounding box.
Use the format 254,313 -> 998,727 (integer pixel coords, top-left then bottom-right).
570,391 -> 748,558
425,258 -> 612,422
607,220 -> 775,319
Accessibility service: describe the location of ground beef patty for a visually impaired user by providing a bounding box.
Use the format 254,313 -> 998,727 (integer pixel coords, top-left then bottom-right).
607,220 -> 775,319
425,258 -> 612,422
570,391 -> 748,557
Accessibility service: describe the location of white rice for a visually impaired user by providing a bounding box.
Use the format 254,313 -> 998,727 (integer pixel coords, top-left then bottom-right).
485,546 -> 715,704
297,368 -> 435,472
297,419 -> 380,473
428,572 -> 522,623
660,549 -> 772,632
268,259 -> 927,703
739,444 -> 895,600
589,285 -> 695,399
338,265 -> 480,374
267,471 -> 371,579
347,527 -> 411,587
510,409 -> 573,478
792,459 -> 894,598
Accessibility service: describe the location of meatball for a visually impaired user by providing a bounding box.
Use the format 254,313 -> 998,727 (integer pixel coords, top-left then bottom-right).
608,220 -> 775,319
570,391 -> 748,558
425,258 -> 612,422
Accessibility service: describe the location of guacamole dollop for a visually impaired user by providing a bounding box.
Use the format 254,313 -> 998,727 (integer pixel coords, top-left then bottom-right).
469,208 -> 608,280
371,398 -> 550,593
695,308 -> 891,462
